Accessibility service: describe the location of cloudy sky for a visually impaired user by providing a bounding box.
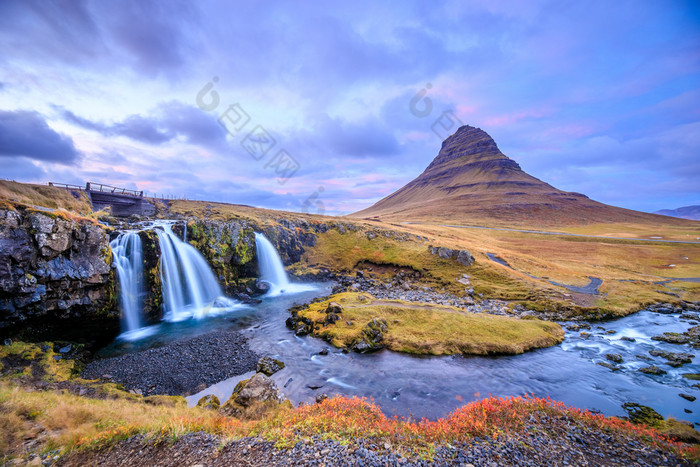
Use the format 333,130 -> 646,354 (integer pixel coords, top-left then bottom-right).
0,0 -> 698,215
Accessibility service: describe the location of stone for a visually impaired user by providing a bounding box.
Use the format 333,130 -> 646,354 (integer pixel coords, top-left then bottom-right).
256,356 -> 285,376
196,394 -> 221,410
324,312 -> 340,325
325,302 -> 343,314
639,365 -> 666,375
679,393 -> 696,402
255,280 -> 271,294
225,373 -> 287,410
597,362 -> 619,371
649,350 -> 694,367
605,353 -> 623,363
315,393 -> 329,403
351,318 -> 388,353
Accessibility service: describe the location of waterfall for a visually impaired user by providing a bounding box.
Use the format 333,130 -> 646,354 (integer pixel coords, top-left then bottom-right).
254,232 -> 315,296
110,232 -> 153,340
110,222 -> 245,340
156,223 -> 234,322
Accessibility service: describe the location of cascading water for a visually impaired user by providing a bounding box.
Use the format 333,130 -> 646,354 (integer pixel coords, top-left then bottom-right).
156,223 -> 237,321
110,232 -> 154,340
254,232 -> 315,296
109,221 -> 245,341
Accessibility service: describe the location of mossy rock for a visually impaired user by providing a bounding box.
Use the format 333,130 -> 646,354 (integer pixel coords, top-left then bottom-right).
196,394 -> 221,410
622,403 -> 664,426
256,357 -> 285,376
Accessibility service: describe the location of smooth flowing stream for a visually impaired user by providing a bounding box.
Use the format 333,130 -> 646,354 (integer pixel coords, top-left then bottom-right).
179,288 -> 699,426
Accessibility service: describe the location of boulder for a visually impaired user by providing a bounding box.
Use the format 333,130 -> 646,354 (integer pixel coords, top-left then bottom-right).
605,353 -> 623,363
325,302 -> 343,314
255,280 -> 271,294
220,373 -> 288,417
428,246 -> 474,266
257,356 -> 285,376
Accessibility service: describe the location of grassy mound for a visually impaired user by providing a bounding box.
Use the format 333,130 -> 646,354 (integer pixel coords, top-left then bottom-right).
294,292 -> 564,355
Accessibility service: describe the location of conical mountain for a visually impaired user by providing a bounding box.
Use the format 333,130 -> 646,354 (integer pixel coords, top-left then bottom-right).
351,125 -> 689,227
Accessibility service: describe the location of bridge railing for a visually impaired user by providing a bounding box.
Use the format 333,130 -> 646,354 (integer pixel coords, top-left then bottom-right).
48,182 -> 85,191
86,182 -> 143,198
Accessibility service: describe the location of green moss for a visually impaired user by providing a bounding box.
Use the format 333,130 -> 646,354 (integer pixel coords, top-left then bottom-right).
235,227 -> 255,265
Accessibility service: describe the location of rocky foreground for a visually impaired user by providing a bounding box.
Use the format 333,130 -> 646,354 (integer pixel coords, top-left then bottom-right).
57,419 -> 695,467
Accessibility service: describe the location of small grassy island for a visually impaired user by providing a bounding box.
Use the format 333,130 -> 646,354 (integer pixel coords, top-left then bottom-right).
289,292 -> 564,355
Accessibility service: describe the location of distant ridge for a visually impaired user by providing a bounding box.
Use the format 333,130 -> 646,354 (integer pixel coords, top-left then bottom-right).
654,205 -> 700,221
351,125 -> 696,227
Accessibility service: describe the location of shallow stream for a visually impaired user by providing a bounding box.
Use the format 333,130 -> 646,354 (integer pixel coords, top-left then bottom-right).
102,283 -> 699,425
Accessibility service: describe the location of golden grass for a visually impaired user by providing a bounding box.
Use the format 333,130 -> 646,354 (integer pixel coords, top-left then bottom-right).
295,292 -> 564,355
371,222 -> 700,315
0,381 -> 235,459
0,181 -> 92,215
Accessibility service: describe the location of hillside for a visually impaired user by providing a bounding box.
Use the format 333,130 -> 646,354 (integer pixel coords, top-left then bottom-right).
351,126 -> 698,229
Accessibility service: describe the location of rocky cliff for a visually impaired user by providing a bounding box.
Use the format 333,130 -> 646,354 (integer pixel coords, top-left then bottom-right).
0,207 -> 118,342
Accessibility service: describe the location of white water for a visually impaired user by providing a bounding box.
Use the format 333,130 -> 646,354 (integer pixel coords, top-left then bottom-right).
254,232 -> 315,296
110,232 -> 156,341
157,223 -> 242,322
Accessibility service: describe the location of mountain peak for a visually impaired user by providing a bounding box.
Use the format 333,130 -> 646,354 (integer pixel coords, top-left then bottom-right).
351,124 -> 657,226
431,125 -> 501,166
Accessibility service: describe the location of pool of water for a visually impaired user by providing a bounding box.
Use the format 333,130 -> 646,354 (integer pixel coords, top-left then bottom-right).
103,282 -> 699,425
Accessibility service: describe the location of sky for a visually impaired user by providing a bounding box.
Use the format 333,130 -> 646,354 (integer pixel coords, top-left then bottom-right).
0,0 -> 698,216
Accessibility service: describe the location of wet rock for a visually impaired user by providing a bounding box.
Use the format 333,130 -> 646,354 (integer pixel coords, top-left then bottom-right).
318,348 -> 329,356
196,394 -> 221,410
651,332 -> 690,345
566,323 -> 591,332
679,393 -> 696,402
620,336 -> 636,342
315,393 -> 329,403
605,353 -> 623,364
638,365 -> 666,375
622,403 -> 663,425
255,281 -> 271,294
256,356 -> 285,376
649,350 -> 694,367
597,362 -> 620,371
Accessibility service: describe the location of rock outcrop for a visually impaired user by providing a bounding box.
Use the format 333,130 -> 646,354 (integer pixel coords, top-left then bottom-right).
351,318 -> 388,353
428,246 -> 474,266
220,372 -> 290,418
0,207 -> 117,341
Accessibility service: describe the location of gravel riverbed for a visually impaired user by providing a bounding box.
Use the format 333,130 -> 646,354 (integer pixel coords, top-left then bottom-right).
81,330 -> 259,396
